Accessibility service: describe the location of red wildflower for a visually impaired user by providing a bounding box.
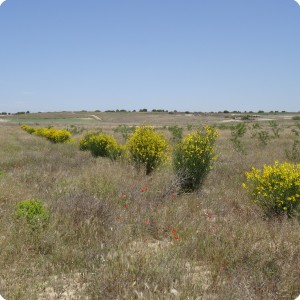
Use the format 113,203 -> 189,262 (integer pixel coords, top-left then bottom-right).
140,184 -> 148,193
171,229 -> 177,233
206,211 -> 214,220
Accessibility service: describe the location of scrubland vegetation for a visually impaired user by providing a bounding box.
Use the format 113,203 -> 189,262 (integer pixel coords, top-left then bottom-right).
0,112 -> 300,299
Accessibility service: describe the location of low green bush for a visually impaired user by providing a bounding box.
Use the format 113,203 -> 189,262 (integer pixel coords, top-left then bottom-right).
285,140 -> 300,163
257,130 -> 270,146
168,125 -> 183,144
269,120 -> 281,138
16,199 -> 50,229
114,125 -> 136,141
230,122 -> 247,154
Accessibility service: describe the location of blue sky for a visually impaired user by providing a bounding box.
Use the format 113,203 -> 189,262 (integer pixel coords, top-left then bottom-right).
0,1 -> 299,113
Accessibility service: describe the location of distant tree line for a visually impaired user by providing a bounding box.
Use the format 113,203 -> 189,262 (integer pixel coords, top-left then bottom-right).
0,111 -> 30,115
0,109 -> 295,116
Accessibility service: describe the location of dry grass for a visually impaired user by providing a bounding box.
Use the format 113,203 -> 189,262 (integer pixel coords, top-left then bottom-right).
0,114 -> 300,299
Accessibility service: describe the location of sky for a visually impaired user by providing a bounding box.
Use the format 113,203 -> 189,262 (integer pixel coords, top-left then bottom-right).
0,1 -> 300,113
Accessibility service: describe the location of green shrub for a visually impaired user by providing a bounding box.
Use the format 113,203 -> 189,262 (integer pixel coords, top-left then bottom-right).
243,161 -> 300,217
67,125 -> 84,135
291,129 -> 299,137
174,126 -> 218,192
16,199 -> 49,229
114,125 -> 136,141
126,126 -> 169,174
187,124 -> 193,131
230,122 -> 247,154
285,140 -> 300,163
168,125 -> 183,144
231,122 -> 247,138
257,130 -> 270,146
269,120 -> 281,138
252,123 -> 260,129
79,132 -> 122,160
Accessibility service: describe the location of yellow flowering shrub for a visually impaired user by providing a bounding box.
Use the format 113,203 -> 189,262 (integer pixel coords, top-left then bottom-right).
243,161 -> 300,217
33,127 -> 50,139
79,132 -> 122,160
79,131 -> 97,151
126,126 -> 169,174
21,125 -> 72,143
21,125 -> 36,134
174,126 -> 218,192
34,127 -> 72,143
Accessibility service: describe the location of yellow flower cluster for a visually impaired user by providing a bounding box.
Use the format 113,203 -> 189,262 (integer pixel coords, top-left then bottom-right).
243,161 -> 300,217
174,126 -> 218,191
21,125 -> 36,134
21,125 -> 72,143
126,126 -> 169,174
79,131 -> 122,160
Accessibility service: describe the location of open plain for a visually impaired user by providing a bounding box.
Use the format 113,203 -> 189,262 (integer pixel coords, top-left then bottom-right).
0,111 -> 299,299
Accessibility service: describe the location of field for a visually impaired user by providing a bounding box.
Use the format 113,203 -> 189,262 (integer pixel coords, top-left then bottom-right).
0,111 -> 300,299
